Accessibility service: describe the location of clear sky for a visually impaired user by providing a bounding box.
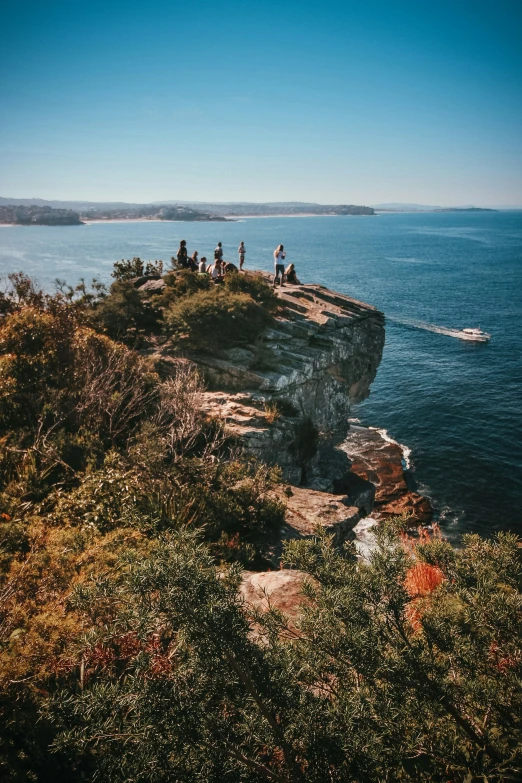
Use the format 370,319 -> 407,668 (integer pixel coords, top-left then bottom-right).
1,0 -> 521,206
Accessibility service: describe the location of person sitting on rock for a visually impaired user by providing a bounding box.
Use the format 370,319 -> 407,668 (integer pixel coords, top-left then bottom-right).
208,258 -> 224,282
285,263 -> 299,284
190,251 -> 199,272
198,256 -> 207,274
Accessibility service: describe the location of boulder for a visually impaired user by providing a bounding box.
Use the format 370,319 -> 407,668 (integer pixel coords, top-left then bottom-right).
277,485 -> 359,542
240,569 -> 314,629
138,278 -> 166,293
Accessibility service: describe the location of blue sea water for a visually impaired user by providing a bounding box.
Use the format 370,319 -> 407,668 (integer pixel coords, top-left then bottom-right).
0,211 -> 521,539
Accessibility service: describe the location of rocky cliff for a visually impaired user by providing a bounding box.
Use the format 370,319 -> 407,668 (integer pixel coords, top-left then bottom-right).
147,273 -> 430,566
195,277 -> 384,490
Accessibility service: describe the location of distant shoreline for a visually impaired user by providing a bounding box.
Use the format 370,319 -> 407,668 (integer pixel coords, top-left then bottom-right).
0,214 -> 372,227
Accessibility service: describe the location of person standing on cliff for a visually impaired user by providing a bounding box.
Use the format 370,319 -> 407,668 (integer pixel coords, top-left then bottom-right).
176,240 -> 188,269
273,244 -> 286,287
238,241 -> 245,270
214,242 -> 224,263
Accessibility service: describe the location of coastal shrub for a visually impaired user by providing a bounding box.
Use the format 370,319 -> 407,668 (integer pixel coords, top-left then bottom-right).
164,288 -> 273,351
0,306 -> 78,430
0,311 -> 286,781
112,257 -> 163,280
45,527 -> 522,783
88,280 -> 162,342
224,271 -> 279,312
158,269 -> 211,307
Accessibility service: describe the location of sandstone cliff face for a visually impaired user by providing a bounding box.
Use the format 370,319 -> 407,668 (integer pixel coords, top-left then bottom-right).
196,279 -> 385,492
197,279 -> 384,424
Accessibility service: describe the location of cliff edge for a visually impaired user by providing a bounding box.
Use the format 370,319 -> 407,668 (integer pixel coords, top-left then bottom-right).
147,273 -> 430,563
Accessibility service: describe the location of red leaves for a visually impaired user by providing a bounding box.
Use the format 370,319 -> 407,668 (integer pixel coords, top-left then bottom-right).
404,562 -> 444,599
82,631 -> 174,681
401,527 -> 445,632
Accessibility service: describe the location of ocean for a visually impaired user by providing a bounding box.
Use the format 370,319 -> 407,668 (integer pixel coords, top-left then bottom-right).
0,210 -> 521,539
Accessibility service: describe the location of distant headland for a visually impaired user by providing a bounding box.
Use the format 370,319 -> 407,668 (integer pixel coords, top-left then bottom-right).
372,202 -> 499,212
0,197 -> 375,224
0,204 -> 84,226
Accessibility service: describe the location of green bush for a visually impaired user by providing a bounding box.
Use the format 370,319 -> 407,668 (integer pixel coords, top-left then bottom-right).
158,269 -> 211,308
164,288 -> 273,351
0,306 -> 77,430
224,271 -> 279,312
48,528 -> 522,783
112,257 -> 163,280
88,280 -> 161,341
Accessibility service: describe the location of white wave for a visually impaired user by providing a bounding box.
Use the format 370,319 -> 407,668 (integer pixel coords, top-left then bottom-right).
352,517 -> 378,560
368,426 -> 412,470
385,256 -> 424,263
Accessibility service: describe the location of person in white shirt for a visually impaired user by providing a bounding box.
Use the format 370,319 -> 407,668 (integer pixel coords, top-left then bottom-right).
273,244 -> 286,287
208,259 -> 224,282
198,256 -> 207,274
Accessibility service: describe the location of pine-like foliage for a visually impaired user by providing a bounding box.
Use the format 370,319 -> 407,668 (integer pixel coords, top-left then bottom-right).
49,526 -> 522,783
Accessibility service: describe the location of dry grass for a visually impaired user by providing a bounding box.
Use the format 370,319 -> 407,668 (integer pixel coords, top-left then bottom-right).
264,403 -> 281,424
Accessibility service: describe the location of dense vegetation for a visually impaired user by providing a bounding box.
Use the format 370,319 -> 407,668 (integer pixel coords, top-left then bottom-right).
0,267 -> 520,782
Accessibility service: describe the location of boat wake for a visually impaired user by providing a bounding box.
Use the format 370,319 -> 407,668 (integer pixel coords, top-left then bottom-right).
388,315 -> 483,341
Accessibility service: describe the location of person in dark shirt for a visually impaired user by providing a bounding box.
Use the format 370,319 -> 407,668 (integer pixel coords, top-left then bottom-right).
285,263 -> 299,284
214,242 -> 224,263
177,240 -> 188,269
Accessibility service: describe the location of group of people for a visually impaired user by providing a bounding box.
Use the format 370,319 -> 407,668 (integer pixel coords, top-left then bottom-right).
174,239 -> 298,286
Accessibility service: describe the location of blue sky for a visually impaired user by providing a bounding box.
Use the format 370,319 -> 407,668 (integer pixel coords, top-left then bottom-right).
1,0 -> 521,205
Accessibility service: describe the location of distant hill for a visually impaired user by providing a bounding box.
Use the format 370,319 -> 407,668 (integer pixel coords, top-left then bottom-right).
81,204 -> 227,222
0,201 -> 226,223
0,197 -> 145,211
154,201 -> 374,216
0,197 -> 374,217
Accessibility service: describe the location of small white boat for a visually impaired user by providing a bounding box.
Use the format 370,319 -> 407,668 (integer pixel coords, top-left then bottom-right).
456,327 -> 491,342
